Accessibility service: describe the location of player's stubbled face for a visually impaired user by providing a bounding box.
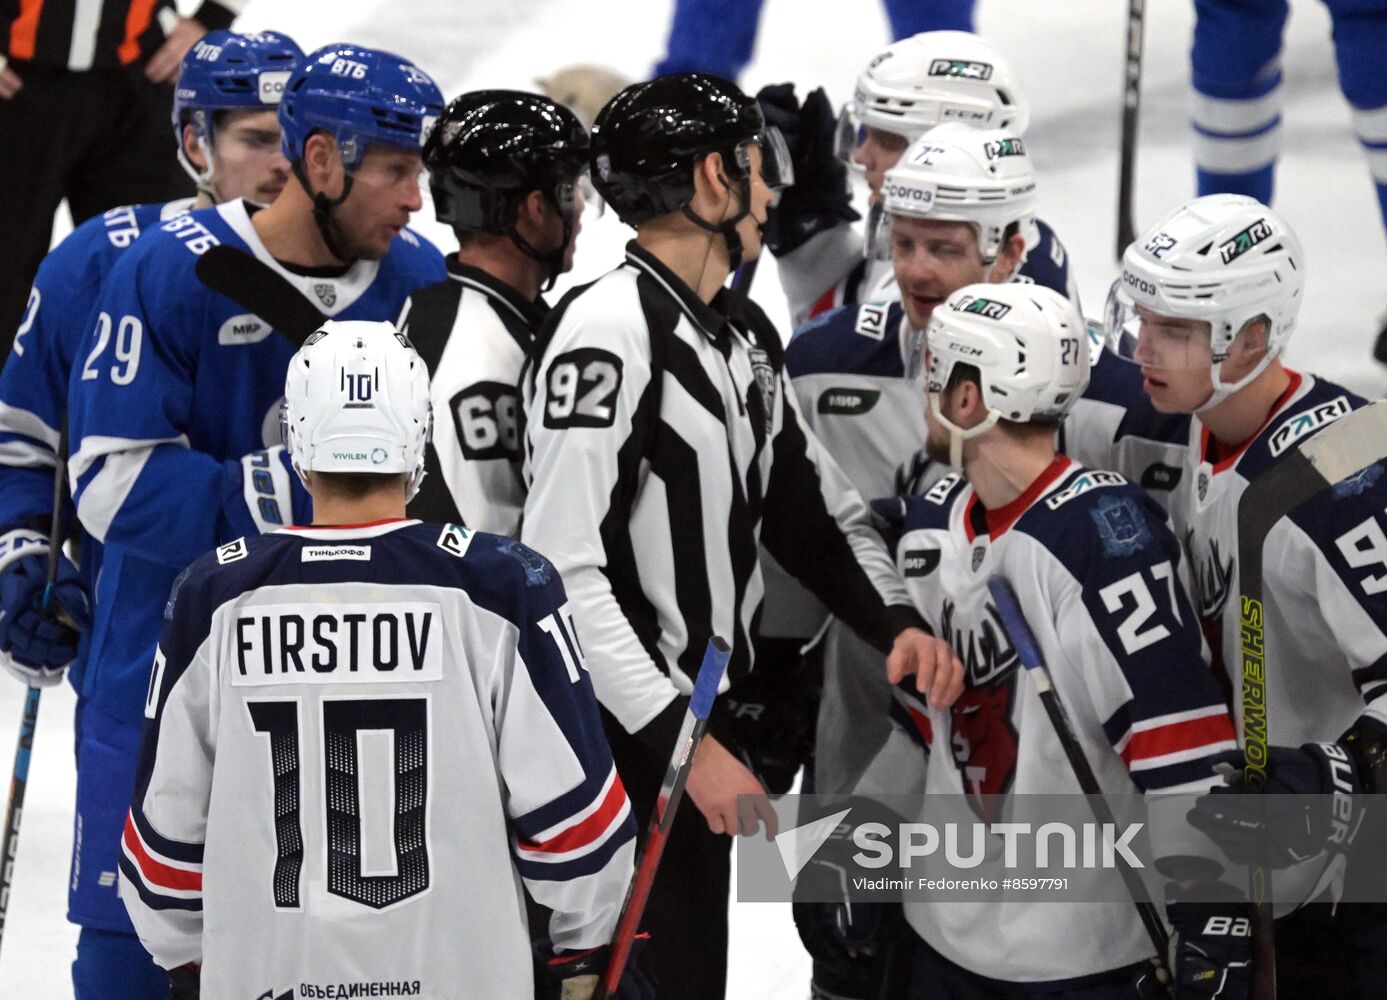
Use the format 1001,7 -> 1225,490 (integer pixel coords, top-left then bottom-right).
853,127 -> 909,202
891,217 -> 987,332
212,109 -> 289,206
1132,305 -> 1215,412
335,146 -> 426,260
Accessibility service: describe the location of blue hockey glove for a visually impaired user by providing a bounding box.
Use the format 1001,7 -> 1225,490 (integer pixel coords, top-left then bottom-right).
1188,743 -> 1365,869
1165,881 -> 1251,999
0,528 -> 91,686
534,936 -> 654,1000
233,445 -> 313,535
757,83 -> 859,256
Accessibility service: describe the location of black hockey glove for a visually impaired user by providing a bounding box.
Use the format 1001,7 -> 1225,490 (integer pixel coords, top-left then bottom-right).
1165,882 -> 1251,999
168,963 -> 200,1000
756,84 -> 859,257
1188,742 -> 1365,869
534,936 -> 654,1000
708,635 -> 820,795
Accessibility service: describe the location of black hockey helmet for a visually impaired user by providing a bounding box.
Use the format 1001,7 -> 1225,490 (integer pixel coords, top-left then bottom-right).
425,89 -> 590,287
590,73 -> 793,230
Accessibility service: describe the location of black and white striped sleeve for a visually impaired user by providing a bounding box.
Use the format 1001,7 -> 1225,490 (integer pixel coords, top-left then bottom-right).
763,365 -> 926,650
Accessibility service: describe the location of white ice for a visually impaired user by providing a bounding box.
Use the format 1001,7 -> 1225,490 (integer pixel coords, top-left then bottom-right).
4,0 -> 1384,994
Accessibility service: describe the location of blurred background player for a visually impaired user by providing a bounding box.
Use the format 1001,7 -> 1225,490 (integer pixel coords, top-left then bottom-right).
1184,0 -> 1387,362
522,71 -> 963,1000
0,0 -> 246,357
61,43 -> 444,999
759,30 -> 1063,328
120,320 -> 647,1000
1108,193 -> 1387,997
653,0 -> 973,82
401,88 -> 590,536
890,280 -> 1243,999
0,25 -> 301,745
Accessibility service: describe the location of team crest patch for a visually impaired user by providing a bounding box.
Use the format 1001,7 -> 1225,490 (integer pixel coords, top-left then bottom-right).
1090,494 -> 1151,557
501,540 -> 552,587
971,545 -> 986,572
748,347 -> 777,434
215,538 -> 248,564
312,282 -> 337,308
1268,397 -> 1351,457
1334,462 -> 1384,499
1197,469 -> 1210,503
436,523 -> 473,559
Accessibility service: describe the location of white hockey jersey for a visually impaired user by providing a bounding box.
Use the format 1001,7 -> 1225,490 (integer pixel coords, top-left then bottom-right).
1173,371 -> 1387,744
890,459 -> 1236,982
401,258 -> 546,536
119,520 -> 636,1000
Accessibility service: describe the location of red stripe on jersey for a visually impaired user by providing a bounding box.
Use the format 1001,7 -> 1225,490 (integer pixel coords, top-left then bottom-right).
906,706 -> 933,746
519,772 -> 630,855
117,0 -> 158,64
9,0 -> 43,60
1121,712 -> 1236,766
1201,370 -> 1302,472
808,286 -> 838,320
984,456 -> 1073,539
123,813 -> 202,892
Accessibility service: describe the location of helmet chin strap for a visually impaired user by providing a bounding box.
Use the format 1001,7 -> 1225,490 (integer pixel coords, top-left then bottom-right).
682,172 -> 752,273
292,159 -> 355,263
507,191 -> 573,294
178,135 -> 223,205
929,391 -> 1002,469
1196,349 -> 1278,413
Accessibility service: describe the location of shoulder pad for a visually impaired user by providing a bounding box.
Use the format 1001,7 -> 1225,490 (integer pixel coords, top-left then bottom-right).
785,301 -> 908,378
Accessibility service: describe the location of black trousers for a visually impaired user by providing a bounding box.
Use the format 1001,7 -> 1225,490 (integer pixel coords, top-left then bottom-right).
605,710 -> 732,1000
0,61 -> 191,359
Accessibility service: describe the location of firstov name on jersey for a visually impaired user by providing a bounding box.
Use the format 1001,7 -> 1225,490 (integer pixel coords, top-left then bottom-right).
231,603 -> 442,683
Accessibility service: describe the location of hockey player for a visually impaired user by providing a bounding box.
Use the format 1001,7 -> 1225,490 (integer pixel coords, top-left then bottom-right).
891,281 -> 1244,998
63,44 -> 444,999
521,72 -> 964,1000
653,0 -> 973,82
400,89 -> 590,535
757,31 -> 1076,328
1183,0 -> 1387,360
1108,193 -> 1387,997
0,31 -> 303,697
120,321 -> 648,1000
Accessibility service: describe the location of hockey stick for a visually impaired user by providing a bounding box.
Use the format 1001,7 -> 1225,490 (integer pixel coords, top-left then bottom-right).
595,637 -> 732,1000
0,425 -> 67,954
1116,0 -> 1147,259
1234,397 -> 1387,999
987,577 -> 1172,988
194,244 -> 327,347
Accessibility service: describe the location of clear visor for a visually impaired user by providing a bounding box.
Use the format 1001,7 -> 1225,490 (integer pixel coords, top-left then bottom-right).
1103,279 -> 1214,372
904,319 -> 928,381
864,201 -> 890,261
834,104 -> 864,166
571,169 -> 605,221
742,126 -> 795,192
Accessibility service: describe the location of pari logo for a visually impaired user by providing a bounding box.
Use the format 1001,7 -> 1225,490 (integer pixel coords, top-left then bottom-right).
982,137 -> 1026,161
952,294 -> 1010,321
1218,218 -> 1273,265
928,58 -> 993,80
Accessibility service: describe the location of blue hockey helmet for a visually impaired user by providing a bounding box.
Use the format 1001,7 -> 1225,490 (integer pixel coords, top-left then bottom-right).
172,30 -> 304,148
278,44 -> 444,168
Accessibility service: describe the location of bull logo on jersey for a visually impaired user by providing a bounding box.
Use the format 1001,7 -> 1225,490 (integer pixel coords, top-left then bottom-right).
971,546 -> 985,572
1186,529 -> 1233,624
313,283 -> 337,308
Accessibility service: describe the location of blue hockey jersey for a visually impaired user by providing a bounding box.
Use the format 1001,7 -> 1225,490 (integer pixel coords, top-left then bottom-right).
0,200 -> 191,689
120,520 -> 636,998
66,200 -> 444,724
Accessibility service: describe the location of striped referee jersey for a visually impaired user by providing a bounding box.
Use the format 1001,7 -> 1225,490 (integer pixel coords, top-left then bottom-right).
522,241 -> 925,752
400,257 -> 547,536
3,0 -> 239,70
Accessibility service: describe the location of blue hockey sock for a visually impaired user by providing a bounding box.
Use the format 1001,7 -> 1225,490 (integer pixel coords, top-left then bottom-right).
72,928 -> 167,1000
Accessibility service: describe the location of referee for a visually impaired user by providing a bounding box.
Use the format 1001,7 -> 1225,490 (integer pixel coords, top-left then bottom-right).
0,0 -> 240,357
521,73 -> 964,1000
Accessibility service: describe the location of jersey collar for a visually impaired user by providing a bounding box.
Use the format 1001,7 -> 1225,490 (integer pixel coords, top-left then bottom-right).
1198,369 -> 1303,473
624,241 -> 733,346
278,518 -> 418,539
447,257 -> 548,327
963,455 -> 1074,542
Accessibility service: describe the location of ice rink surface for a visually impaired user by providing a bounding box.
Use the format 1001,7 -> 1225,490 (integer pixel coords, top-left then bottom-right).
3,0 -> 1385,994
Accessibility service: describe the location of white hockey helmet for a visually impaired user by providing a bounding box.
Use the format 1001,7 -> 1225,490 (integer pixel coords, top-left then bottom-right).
837,30 -> 1029,162
927,282 -> 1089,466
281,320 -> 433,500
877,123 -> 1038,263
1104,194 -> 1305,408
